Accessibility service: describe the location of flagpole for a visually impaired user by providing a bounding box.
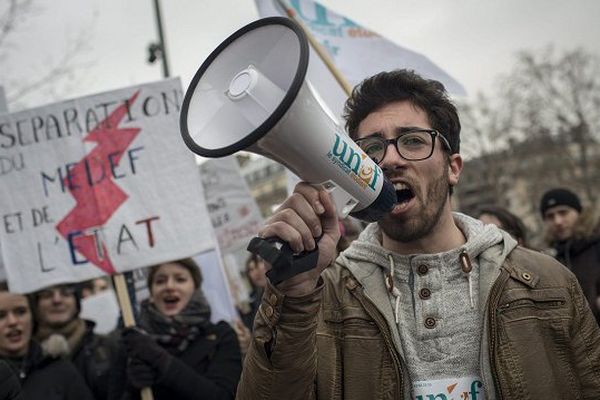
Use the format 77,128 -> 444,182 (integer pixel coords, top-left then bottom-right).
274,0 -> 353,96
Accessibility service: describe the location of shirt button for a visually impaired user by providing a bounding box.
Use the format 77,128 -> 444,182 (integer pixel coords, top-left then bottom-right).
269,294 -> 278,305
424,317 -> 436,329
419,288 -> 431,299
417,265 -> 428,275
263,305 -> 274,317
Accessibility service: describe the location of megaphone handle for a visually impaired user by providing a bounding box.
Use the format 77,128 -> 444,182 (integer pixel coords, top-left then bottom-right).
247,236 -> 320,285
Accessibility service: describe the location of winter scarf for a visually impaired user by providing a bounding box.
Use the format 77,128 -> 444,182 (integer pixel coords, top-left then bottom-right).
138,288 -> 212,353
35,317 -> 87,358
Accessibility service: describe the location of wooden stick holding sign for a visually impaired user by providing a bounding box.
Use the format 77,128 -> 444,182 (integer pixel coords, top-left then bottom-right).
113,273 -> 154,400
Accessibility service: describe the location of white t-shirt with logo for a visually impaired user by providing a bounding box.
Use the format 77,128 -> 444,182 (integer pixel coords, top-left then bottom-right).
413,376 -> 484,400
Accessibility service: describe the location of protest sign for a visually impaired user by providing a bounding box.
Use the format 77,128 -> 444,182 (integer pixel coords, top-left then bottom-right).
199,156 -> 264,255
0,79 -> 214,293
0,86 -> 7,113
0,84 -> 5,282
0,242 -> 5,282
194,249 -> 239,323
80,288 -> 120,334
199,156 -> 265,306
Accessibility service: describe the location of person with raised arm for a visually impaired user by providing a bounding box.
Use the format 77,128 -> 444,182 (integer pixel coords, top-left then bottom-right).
237,69 -> 600,400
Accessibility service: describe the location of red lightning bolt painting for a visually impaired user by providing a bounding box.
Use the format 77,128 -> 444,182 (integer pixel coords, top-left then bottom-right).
55,92 -> 141,274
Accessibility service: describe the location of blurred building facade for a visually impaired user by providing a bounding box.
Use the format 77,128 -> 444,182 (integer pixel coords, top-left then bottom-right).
237,154 -> 288,218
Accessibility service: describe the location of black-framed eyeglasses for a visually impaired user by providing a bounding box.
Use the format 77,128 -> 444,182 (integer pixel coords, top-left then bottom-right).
355,129 -> 451,164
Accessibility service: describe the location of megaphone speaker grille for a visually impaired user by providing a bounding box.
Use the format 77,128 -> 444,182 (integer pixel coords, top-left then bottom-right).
180,17 -> 309,157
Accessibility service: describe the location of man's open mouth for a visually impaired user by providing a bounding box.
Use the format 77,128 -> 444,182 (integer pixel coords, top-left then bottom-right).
394,182 -> 415,205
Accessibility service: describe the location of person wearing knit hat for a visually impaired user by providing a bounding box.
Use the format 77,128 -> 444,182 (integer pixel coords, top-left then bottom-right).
540,187 -> 600,325
540,188 -> 582,215
540,188 -> 582,242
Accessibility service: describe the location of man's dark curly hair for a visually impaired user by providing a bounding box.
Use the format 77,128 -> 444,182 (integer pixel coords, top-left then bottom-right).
343,69 -> 461,155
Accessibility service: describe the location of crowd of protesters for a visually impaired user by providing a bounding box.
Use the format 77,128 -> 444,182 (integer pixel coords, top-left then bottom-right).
2,68 -> 600,399
0,281 -> 94,400
2,187 -> 597,400
0,258 -> 243,400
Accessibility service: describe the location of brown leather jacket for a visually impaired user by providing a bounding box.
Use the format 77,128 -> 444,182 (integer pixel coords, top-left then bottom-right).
237,247 -> 600,400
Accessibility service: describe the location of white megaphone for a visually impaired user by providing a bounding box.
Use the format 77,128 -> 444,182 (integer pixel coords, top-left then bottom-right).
180,17 -> 396,222
180,17 -> 396,283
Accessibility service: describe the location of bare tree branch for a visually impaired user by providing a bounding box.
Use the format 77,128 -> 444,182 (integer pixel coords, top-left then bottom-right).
6,27 -> 92,105
0,0 -> 34,51
0,0 -> 93,110
458,47 -> 600,240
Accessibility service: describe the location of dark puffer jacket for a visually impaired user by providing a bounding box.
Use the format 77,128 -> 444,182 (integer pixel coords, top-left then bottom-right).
555,232 -> 600,323
70,320 -> 116,400
0,360 -> 22,400
109,321 -> 242,400
2,341 -> 94,400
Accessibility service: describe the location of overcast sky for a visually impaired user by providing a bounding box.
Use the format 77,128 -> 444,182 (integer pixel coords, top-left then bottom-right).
2,0 -> 600,111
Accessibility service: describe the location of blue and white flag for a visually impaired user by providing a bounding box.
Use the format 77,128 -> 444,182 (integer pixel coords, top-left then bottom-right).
255,0 -> 466,120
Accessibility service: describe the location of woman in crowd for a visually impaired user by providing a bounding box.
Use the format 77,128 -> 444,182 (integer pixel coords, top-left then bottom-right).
110,258 -> 241,400
240,253 -> 268,330
233,254 -> 269,356
0,282 -> 93,400
477,205 -> 529,247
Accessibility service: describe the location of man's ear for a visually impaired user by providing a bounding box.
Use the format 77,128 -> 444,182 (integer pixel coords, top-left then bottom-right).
448,153 -> 463,187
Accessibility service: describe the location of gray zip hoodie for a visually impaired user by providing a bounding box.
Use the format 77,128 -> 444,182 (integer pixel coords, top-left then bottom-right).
336,212 -> 518,399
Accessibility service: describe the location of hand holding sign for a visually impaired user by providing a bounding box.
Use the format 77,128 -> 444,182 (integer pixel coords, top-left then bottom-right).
123,328 -> 173,388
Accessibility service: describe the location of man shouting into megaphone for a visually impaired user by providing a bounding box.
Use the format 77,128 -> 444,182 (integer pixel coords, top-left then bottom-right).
236,69 -> 600,400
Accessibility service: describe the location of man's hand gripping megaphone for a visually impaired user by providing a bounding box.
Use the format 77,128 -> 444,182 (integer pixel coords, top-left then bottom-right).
247,182 -> 341,296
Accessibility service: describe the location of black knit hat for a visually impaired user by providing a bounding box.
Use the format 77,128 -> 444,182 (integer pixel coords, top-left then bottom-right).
540,188 -> 582,217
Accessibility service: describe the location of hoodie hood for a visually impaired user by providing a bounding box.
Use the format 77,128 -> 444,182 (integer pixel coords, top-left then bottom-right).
340,212 -> 516,272
338,212 -> 518,319
336,212 -> 517,400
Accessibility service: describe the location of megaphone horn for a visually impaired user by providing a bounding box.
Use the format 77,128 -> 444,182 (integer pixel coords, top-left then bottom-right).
180,16 -> 396,222
180,17 -> 397,283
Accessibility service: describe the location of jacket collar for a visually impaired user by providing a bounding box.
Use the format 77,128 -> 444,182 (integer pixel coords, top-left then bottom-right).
338,214 -> 519,400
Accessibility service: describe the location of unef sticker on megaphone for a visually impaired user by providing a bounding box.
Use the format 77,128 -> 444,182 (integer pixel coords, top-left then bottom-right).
317,133 -> 383,218
327,133 -> 383,193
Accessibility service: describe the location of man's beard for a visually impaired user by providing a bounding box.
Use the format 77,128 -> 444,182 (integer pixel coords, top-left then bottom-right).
378,168 -> 450,243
